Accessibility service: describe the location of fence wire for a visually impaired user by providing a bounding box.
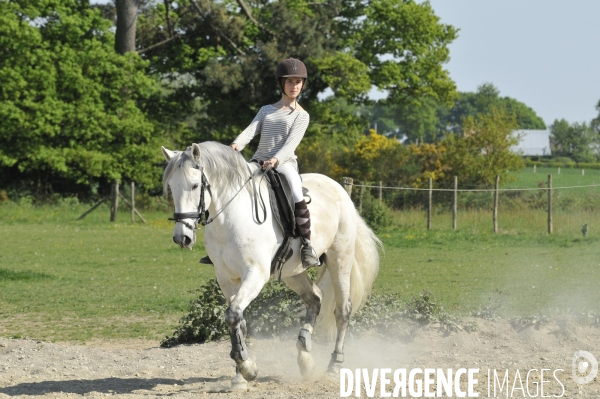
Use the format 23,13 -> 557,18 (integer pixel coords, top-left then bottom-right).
350,183 -> 600,192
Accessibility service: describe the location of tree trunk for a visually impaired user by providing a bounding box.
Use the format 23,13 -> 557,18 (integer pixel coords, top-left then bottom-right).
115,0 -> 139,54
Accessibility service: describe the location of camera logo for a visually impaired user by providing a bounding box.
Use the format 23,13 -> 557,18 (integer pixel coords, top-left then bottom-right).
572,350 -> 598,385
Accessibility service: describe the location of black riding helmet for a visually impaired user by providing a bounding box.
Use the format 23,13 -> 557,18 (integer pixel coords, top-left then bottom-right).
275,58 -> 307,95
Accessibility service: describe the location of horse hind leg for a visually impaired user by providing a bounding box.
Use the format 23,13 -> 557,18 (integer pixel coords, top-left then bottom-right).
327,299 -> 351,376
323,249 -> 354,378
283,272 -> 323,379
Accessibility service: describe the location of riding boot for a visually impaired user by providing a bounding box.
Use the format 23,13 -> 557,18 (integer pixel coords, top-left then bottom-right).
199,255 -> 213,265
295,200 -> 321,268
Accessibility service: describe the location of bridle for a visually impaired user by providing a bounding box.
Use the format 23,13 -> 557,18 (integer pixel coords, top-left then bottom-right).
168,161 -> 268,231
168,163 -> 212,230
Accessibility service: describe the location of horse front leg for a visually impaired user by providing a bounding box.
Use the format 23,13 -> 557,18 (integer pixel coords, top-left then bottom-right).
283,272 -> 323,379
229,317 -> 253,389
226,306 -> 257,383
223,272 -> 266,386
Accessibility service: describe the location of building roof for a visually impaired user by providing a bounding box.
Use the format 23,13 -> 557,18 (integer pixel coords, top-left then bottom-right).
511,129 -> 551,156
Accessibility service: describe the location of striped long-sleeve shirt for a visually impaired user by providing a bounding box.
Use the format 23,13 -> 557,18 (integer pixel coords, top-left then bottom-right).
233,105 -> 310,170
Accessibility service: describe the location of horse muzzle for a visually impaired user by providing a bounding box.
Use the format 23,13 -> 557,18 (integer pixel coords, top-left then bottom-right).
173,230 -> 196,249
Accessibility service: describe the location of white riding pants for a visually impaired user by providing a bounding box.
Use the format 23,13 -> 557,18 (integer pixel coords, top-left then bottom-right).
275,163 -> 303,203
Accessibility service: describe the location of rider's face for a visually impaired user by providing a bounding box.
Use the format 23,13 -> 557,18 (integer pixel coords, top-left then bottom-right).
284,77 -> 304,99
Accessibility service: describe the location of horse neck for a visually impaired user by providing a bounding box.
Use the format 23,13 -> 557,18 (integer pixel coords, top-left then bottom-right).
202,162 -> 256,214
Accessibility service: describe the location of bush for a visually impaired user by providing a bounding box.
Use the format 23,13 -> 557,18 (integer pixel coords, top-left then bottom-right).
161,279 -> 228,347
359,190 -> 392,232
162,280 -> 472,347
161,279 -> 304,347
525,160 -> 600,170
350,292 -> 405,333
244,282 -> 304,336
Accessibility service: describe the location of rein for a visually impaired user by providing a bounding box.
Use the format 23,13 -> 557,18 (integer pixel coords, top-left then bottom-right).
169,161 -> 269,230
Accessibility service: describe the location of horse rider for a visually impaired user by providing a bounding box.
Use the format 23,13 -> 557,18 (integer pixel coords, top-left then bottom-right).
200,58 -> 321,269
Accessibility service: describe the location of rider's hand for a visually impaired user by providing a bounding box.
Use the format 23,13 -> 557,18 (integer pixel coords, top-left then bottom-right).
230,143 -> 239,151
262,158 -> 278,170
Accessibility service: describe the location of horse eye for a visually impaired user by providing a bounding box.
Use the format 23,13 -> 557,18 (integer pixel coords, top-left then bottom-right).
192,184 -> 199,190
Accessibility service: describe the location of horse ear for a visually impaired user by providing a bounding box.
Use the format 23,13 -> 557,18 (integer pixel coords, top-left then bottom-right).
162,146 -> 176,161
192,143 -> 201,162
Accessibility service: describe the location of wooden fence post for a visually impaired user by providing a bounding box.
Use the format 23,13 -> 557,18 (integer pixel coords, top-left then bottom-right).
427,177 -> 432,231
110,179 -> 119,222
548,174 -> 553,234
77,198 -> 106,220
379,181 -> 383,205
493,175 -> 500,233
359,184 -> 364,214
118,192 -> 147,223
533,165 -> 536,173
342,177 -> 353,197
452,176 -> 457,230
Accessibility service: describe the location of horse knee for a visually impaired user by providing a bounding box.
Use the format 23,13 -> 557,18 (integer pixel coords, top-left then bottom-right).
225,306 -> 243,329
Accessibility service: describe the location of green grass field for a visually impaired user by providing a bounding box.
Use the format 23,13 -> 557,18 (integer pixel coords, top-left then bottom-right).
0,203 -> 209,342
505,166 -> 600,189
376,217 -> 600,315
1,168 -> 599,342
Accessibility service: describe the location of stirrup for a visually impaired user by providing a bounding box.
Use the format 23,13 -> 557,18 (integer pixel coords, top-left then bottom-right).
199,255 -> 213,265
301,239 -> 321,269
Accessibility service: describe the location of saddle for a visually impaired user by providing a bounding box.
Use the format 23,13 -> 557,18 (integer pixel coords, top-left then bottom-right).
259,165 -> 310,280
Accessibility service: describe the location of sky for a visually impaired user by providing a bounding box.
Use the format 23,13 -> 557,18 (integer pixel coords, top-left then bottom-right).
426,0 -> 600,127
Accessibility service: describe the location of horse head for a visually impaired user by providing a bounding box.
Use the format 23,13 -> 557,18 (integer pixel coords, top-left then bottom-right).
162,143 -> 207,249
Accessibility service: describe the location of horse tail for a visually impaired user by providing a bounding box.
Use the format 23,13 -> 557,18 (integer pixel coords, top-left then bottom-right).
316,210 -> 382,339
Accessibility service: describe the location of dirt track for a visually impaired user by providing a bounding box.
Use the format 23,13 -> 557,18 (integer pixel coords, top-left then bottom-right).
1,318 -> 599,398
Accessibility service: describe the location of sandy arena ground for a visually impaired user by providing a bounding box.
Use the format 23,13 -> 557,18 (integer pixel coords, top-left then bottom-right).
1,318 -> 599,398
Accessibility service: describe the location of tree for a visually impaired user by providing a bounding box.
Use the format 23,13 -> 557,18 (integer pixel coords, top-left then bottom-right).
115,0 -> 140,54
0,0 -> 162,196
550,119 -> 595,162
133,0 -> 458,148
441,108 -> 523,187
358,83 -> 546,145
363,97 -> 443,143
342,0 -> 457,106
439,83 -> 546,135
591,99 -> 600,135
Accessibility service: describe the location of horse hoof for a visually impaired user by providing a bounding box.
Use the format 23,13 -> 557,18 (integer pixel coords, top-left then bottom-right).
326,362 -> 342,379
238,359 -> 258,381
321,370 -> 338,382
297,350 -> 315,379
231,374 -> 247,390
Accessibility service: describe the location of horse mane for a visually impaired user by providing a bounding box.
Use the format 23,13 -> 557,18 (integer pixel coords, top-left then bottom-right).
162,142 -> 251,196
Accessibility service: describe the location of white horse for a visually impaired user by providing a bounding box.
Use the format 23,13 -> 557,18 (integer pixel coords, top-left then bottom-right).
162,142 -> 380,388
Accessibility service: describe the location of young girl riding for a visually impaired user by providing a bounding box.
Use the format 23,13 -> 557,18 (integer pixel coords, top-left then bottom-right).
230,58 -> 320,268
